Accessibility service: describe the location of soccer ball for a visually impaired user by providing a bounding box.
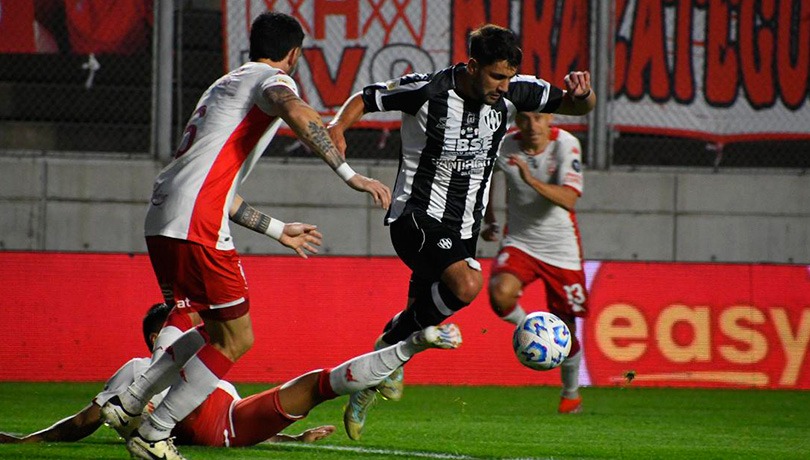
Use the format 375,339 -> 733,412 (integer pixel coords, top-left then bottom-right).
513,312 -> 572,371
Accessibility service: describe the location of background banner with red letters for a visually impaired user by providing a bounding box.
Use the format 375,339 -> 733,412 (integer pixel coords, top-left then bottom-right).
224,0 -> 810,141
1,252 -> 808,389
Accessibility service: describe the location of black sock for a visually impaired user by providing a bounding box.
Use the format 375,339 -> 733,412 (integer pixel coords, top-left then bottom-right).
381,282 -> 469,343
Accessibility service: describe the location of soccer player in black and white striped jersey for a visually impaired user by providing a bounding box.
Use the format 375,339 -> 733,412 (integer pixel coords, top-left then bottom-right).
328,24 -> 595,439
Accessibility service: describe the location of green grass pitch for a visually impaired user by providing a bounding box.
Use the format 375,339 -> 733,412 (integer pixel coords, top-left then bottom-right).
0,382 -> 808,459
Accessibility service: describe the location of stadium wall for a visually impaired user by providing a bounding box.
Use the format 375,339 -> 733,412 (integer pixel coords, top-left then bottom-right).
1,155 -> 809,263
0,252 -> 807,390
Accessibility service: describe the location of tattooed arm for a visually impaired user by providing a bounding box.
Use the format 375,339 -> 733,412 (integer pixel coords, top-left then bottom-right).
229,195 -> 322,259
263,86 -> 391,210
264,86 -> 345,169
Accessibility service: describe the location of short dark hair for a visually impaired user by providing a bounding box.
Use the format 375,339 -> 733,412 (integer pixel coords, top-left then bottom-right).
468,24 -> 522,68
249,12 -> 305,61
143,303 -> 172,350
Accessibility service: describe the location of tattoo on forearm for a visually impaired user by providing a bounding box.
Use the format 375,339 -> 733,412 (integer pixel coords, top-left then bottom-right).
303,120 -> 343,169
231,201 -> 271,234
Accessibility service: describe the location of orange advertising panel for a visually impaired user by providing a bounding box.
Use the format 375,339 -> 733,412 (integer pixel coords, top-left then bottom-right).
585,262 -> 810,389
0,253 -> 807,389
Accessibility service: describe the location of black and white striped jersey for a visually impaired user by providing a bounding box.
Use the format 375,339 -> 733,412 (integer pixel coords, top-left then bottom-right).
362,63 -> 564,239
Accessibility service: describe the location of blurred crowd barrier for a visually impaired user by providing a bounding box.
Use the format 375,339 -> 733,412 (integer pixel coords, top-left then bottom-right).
1,0 -> 808,168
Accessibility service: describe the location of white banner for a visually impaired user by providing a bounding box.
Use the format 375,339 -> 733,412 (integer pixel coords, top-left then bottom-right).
224,0 -> 810,140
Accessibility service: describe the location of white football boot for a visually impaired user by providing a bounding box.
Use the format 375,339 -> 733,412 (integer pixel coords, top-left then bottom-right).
127,433 -> 187,460
414,323 -> 463,349
100,395 -> 142,440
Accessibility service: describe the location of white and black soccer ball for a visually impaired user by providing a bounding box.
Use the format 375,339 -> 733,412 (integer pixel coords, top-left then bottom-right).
513,312 -> 572,371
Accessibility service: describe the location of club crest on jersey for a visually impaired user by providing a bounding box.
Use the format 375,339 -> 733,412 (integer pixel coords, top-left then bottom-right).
437,238 -> 453,250
483,109 -> 503,131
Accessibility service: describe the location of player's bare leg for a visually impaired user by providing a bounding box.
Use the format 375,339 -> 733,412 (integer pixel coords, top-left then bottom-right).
344,324 -> 462,440
489,272 -> 528,325
557,313 -> 582,414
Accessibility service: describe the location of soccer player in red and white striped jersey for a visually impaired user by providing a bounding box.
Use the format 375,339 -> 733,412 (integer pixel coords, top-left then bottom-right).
99,12 -> 391,460
482,112 -> 588,414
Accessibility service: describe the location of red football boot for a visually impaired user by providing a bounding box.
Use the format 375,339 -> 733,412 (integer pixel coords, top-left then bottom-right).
558,395 -> 583,414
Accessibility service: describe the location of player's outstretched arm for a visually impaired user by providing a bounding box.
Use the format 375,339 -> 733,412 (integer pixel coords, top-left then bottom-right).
229,194 -> 322,259
326,91 -> 367,157
555,71 -> 596,116
266,425 -> 336,443
0,403 -> 103,443
263,87 -> 391,210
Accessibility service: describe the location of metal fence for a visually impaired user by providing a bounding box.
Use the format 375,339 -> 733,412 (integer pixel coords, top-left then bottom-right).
1,1 -> 808,169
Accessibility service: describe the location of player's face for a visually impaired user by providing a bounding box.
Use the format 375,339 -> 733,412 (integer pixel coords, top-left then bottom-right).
515,112 -> 553,144
470,60 -> 517,105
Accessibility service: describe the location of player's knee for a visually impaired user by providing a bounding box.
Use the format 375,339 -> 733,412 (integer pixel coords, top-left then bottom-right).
450,272 -> 482,304
488,280 -> 517,312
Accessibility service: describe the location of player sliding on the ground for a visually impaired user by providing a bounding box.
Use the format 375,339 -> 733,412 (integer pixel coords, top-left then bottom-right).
327,24 -> 595,439
0,303 -> 462,449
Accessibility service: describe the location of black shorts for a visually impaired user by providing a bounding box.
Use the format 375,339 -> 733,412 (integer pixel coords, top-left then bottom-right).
390,211 -> 479,294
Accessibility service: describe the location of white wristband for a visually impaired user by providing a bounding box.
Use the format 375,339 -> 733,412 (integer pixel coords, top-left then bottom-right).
264,218 -> 285,240
335,163 -> 356,182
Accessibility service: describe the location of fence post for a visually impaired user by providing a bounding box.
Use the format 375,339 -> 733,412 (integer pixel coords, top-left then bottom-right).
152,0 -> 175,162
589,0 -> 612,170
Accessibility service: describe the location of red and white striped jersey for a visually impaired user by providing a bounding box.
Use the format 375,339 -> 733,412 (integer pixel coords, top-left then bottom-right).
495,128 -> 584,270
145,62 -> 298,250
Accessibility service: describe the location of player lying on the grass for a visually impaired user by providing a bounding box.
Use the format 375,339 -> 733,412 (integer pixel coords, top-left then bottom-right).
0,303 -> 462,447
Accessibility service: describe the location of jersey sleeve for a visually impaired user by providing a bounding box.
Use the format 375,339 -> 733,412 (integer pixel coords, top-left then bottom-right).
93,358 -> 146,406
506,75 -> 564,114
259,72 -> 299,96
556,132 -> 584,195
494,133 -> 518,172
361,73 -> 432,116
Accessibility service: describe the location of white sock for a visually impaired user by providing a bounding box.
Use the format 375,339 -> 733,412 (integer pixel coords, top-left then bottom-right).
501,303 -> 527,325
560,350 -> 582,399
328,343 -> 412,395
121,327 -> 205,414
138,345 -> 231,441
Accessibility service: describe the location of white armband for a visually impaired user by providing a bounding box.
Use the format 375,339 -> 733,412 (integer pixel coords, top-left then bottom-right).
264,218 -> 285,240
335,163 -> 356,182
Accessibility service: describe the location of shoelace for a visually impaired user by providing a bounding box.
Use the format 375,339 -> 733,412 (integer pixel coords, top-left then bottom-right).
165,437 -> 185,459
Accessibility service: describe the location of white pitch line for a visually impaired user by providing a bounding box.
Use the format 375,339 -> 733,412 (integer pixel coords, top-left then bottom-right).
277,442 -> 555,460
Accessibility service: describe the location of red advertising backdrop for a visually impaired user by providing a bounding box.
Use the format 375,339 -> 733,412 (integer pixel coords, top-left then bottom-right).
1,253 -> 808,389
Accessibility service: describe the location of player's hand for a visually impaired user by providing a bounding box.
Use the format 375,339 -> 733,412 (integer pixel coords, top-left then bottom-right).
297,425 -> 335,443
508,154 -> 535,184
346,174 -> 392,210
326,124 -> 347,158
564,71 -> 591,99
481,223 -> 501,242
278,223 -> 323,259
